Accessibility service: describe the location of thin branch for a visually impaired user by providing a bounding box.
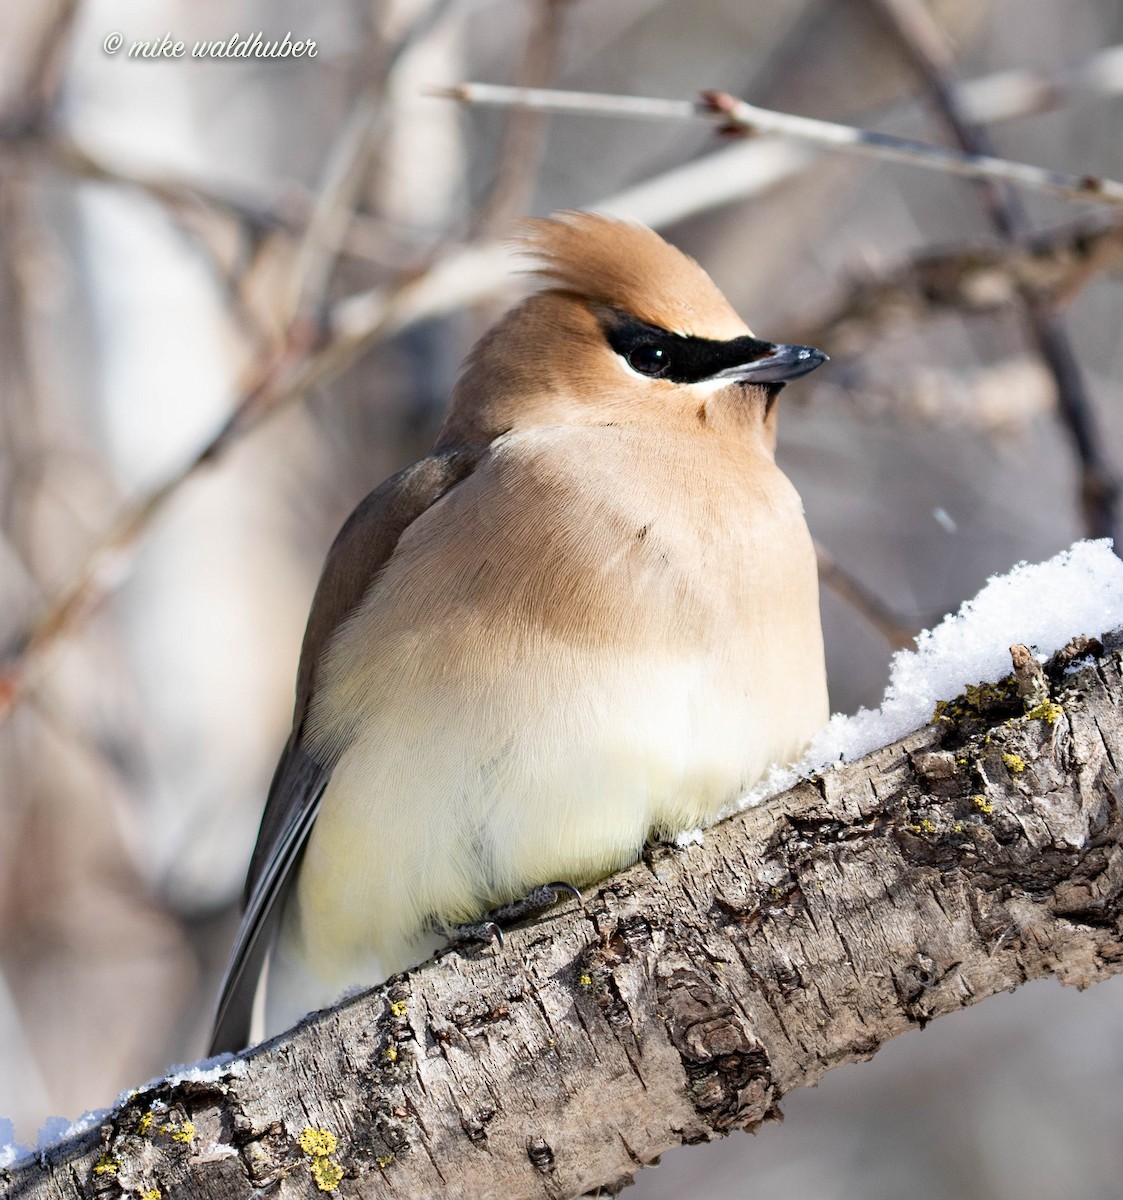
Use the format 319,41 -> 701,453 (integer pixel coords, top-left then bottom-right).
11,0 -> 82,129
866,0 -> 1122,546
0,133 -> 307,235
437,82 -> 1123,208
6,42 -> 1123,271
277,90 -> 388,324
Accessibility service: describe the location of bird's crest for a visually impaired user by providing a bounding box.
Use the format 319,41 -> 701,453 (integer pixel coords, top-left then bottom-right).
515,211 -> 749,340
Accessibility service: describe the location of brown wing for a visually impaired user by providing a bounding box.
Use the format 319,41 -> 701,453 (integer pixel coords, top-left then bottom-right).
208,445 -> 485,1054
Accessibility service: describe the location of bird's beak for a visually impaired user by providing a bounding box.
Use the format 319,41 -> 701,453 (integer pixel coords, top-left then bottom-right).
722,343 -> 829,385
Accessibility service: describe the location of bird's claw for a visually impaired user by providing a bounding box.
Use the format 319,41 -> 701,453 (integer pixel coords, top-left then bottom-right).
539,883 -> 583,907
545,880 -> 584,906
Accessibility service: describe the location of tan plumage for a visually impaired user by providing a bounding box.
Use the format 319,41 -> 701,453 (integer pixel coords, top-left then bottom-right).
210,212 -> 829,1053
521,212 -> 748,337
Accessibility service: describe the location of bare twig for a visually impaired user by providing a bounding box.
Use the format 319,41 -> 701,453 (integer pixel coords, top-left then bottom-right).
278,91 -> 388,324
0,132 -> 306,235
6,43 -> 1123,274
437,82 -> 1123,208
0,177 -> 55,618
866,0 -> 1121,546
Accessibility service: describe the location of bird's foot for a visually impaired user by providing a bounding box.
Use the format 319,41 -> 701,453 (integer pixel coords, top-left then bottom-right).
489,881 -> 583,926
446,882 -> 583,950
446,917 -> 506,949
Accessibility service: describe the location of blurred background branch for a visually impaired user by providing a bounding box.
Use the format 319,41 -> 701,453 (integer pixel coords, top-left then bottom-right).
1,3 -> 1122,1198
792,214 -> 1123,349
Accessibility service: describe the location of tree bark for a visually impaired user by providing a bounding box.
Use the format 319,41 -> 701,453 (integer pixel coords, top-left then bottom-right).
7,632 -> 1123,1200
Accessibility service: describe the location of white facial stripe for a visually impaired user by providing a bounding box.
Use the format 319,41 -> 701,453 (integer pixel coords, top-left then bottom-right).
686,376 -> 733,396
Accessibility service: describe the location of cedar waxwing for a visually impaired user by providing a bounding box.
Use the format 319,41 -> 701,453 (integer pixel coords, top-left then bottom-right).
210,212 -> 829,1053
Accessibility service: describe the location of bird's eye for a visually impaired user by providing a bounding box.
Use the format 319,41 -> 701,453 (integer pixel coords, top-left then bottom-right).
627,344 -> 669,377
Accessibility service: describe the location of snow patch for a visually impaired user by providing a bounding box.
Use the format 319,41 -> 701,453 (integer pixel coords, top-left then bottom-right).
732,539 -> 1123,814
0,1118 -> 30,1169
164,1054 -> 246,1087
0,1107 -> 111,1168
12,1057 -> 250,1163
37,1109 -> 107,1151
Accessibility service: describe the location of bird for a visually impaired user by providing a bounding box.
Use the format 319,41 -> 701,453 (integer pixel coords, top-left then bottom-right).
209,211 -> 829,1054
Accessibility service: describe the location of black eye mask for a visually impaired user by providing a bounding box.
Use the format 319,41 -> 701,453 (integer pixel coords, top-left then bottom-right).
600,310 -> 827,386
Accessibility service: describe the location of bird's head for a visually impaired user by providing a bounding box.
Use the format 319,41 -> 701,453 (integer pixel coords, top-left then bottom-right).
437,211 -> 827,451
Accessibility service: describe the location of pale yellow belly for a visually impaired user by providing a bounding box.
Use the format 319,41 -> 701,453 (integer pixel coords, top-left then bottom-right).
266,633 -> 825,1036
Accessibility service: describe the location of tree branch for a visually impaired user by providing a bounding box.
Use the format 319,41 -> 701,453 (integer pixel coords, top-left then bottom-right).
8,631 -> 1122,1199
437,83 -> 1123,208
